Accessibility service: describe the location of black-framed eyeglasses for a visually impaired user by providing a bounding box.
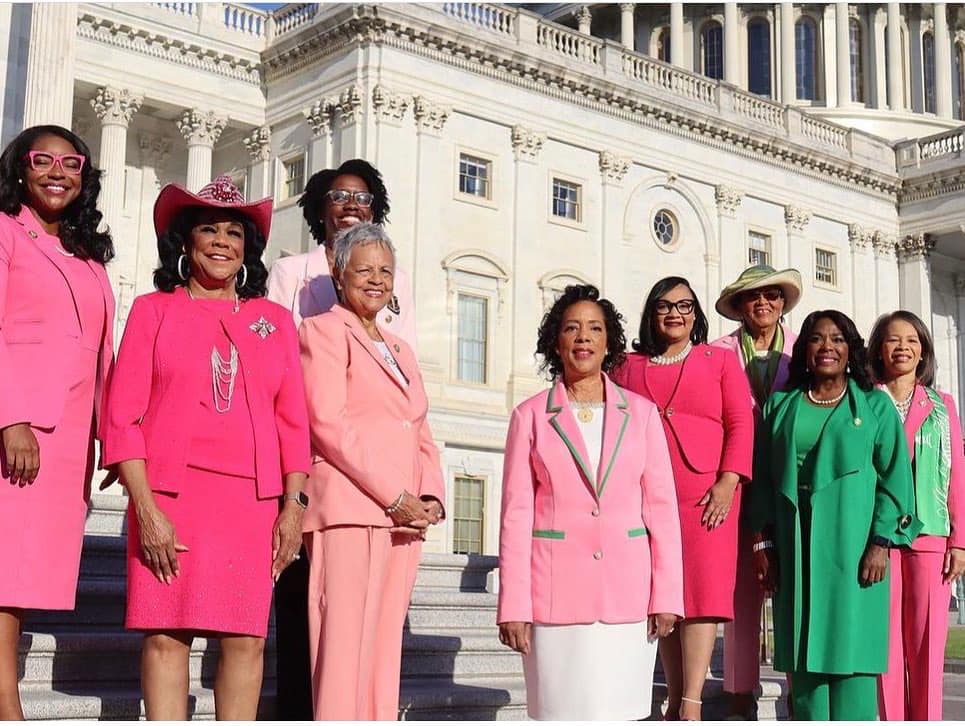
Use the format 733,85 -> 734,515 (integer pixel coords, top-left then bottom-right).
654,299 -> 695,315
325,189 -> 374,207
741,288 -> 784,304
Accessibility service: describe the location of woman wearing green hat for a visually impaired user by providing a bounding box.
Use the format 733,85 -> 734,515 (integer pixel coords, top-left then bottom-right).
711,264 -> 801,719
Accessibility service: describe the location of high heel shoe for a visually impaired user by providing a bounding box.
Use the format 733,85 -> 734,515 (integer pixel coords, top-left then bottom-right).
679,697 -> 702,721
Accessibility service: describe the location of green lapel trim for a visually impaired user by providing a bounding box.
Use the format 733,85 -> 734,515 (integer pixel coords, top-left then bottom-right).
628,527 -> 648,538
532,529 -> 565,539
596,385 -> 630,499
546,384 -> 597,490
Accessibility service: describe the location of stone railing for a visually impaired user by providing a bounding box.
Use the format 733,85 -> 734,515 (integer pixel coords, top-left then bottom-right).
152,1 -> 196,18
623,53 -> 717,106
801,115 -> 849,150
918,128 -> 965,159
537,21 -> 602,66
273,3 -> 317,37
223,3 -> 268,37
731,91 -> 785,129
441,2 -> 515,36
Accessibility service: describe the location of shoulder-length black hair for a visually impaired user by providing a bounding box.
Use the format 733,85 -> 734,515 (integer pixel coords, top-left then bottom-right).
0,124 -> 113,264
866,309 -> 936,387
632,276 -> 709,356
153,207 -> 268,299
298,158 -> 390,246
786,309 -> 873,391
536,284 -> 626,380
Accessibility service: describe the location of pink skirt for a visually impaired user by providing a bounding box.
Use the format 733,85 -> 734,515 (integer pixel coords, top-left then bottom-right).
125,466 -> 277,637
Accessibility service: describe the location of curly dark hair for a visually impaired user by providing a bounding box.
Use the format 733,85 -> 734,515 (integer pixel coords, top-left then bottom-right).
632,276 -> 709,355
866,310 -> 936,387
153,208 -> 268,299
536,284 -> 626,380
0,124 -> 113,264
299,159 -> 390,246
786,309 -> 873,391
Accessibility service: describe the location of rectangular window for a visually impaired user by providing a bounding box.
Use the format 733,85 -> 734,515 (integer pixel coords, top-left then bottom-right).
551,178 -> 581,221
282,156 -> 305,200
457,293 -> 488,383
748,231 -> 771,267
453,475 -> 485,555
815,248 -> 837,286
458,153 -> 491,199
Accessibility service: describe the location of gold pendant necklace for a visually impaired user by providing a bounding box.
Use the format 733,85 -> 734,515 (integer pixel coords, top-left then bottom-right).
575,405 -> 595,424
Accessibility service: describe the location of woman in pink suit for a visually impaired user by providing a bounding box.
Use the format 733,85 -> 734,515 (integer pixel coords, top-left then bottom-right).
498,284 -> 684,721
0,125 -> 115,719
711,264 -> 802,719
298,222 -> 445,720
868,311 -> 965,720
612,276 -> 754,720
101,176 -> 310,720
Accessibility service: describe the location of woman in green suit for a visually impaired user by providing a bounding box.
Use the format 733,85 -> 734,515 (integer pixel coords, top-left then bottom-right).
749,310 -> 920,720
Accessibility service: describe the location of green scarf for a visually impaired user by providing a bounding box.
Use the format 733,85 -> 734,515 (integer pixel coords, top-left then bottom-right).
739,325 -> 784,409
914,387 -> 952,537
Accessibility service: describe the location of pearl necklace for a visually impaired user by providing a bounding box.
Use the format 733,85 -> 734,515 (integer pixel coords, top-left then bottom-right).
806,386 -> 846,407
211,344 -> 239,413
884,386 -> 915,421
651,341 -> 692,366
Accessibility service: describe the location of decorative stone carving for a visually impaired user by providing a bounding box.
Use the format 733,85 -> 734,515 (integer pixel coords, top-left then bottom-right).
896,233 -> 936,261
714,185 -> 744,217
138,133 -> 172,169
873,231 -> 898,258
576,5 -> 592,33
372,85 -> 411,122
510,125 -> 545,161
847,223 -> 875,252
90,87 -> 143,127
599,151 -> 631,183
176,109 -> 227,147
334,84 -> 364,125
243,125 -> 271,162
413,95 -> 451,132
304,98 -> 335,137
784,205 -> 812,234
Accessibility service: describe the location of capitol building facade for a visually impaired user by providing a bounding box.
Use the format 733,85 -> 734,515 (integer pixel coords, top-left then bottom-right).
1,1 -> 963,560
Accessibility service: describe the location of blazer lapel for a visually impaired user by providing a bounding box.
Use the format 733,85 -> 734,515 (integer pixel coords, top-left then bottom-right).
334,306 -> 408,392
809,380 -> 868,496
773,389 -> 803,507
383,328 -> 419,400
546,380 -> 597,499
17,209 -> 83,329
596,376 -> 630,498
902,384 -> 933,454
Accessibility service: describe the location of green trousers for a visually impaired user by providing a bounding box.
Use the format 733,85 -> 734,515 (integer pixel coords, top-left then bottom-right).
790,671 -> 878,720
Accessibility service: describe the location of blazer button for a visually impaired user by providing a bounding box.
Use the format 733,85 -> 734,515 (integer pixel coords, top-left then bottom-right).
593,551 -> 603,560
591,508 -> 600,517
401,420 -> 412,429
385,314 -> 394,323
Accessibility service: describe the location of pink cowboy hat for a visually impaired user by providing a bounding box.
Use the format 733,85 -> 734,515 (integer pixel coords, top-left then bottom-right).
153,174 -> 273,240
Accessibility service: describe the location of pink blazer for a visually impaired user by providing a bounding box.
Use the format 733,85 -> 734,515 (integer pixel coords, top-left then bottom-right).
101,289 -> 310,499
497,376 -> 684,626
611,346 -> 754,479
298,305 -> 444,531
0,207 -> 114,433
902,385 -> 965,552
711,324 -> 797,422
267,244 -> 418,350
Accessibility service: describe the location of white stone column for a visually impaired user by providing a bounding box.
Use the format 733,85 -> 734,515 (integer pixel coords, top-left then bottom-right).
670,3 -> 684,67
243,125 -> 271,200
304,98 -> 334,174
784,205 -> 812,331
714,185 -> 744,340
724,3 -> 739,85
886,2 -> 903,110
835,3 -> 851,106
934,3 -> 952,118
620,4 -> 635,49
23,3 -> 77,127
897,233 -> 936,322
780,3 -> 796,103
176,109 -> 227,191
873,232 -> 900,313
599,151 -> 631,302
847,224 -> 876,332
577,6 -> 592,36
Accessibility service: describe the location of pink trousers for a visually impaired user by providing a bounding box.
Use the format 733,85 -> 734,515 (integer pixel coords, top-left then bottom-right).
723,525 -> 764,693
877,548 -> 950,720
305,526 -> 422,720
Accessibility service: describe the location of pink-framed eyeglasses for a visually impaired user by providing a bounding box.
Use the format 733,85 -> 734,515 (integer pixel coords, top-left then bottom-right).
24,150 -> 86,175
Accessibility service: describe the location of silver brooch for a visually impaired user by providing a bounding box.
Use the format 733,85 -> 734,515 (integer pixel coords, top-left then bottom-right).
249,317 -> 276,339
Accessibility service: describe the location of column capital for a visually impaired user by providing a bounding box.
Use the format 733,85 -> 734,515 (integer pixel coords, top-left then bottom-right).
599,150 -> 631,184
90,87 -> 143,128
847,223 -> 875,252
177,109 -> 227,147
896,232 -> 936,261
304,98 -> 335,137
372,85 -> 411,122
510,124 -> 546,162
714,185 -> 744,217
413,95 -> 451,133
334,84 -> 364,125
619,3 -> 635,13
873,231 -> 898,258
137,133 -> 172,170
243,125 -> 271,162
784,205 -> 812,234
576,6 -> 593,26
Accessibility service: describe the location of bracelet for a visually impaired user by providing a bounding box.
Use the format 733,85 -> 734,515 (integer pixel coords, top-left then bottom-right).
752,540 -> 774,553
385,491 -> 405,515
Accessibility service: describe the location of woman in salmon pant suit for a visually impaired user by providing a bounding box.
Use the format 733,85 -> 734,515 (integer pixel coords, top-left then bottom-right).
101,176 -> 310,720
612,276 -> 754,720
868,311 -> 965,720
498,284 -> 684,721
0,125 -> 115,720
298,222 -> 445,720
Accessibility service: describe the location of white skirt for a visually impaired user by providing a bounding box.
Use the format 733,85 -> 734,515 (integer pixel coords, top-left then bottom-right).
522,620 -> 657,720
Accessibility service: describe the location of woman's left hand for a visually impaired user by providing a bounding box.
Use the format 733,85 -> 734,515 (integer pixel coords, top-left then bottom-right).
271,502 -> 304,581
422,497 -> 444,524
699,472 -> 739,530
648,613 -> 677,638
859,543 -> 889,586
943,547 -> 965,584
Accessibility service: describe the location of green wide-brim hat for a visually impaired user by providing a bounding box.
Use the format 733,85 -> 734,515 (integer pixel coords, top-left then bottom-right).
715,264 -> 803,321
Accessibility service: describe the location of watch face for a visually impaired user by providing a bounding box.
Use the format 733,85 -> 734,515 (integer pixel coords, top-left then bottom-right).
297,491 -> 309,507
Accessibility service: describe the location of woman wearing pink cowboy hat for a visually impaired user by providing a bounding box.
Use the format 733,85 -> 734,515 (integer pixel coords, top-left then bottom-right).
101,176 -> 310,720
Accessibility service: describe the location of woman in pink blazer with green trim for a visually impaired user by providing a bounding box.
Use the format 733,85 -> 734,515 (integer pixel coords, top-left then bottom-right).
498,285 -> 684,721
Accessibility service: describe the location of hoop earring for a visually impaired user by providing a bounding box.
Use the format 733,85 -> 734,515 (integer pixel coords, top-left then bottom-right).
236,264 -> 248,289
177,254 -> 190,281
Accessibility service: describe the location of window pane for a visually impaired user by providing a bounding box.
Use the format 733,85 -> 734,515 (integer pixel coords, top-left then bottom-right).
703,22 -> 723,80
747,19 -> 771,97
748,231 -> 771,267
923,33 -> 936,113
955,44 -> 965,120
849,19 -> 863,103
552,179 -> 580,221
795,19 -> 817,100
453,475 -> 484,555
658,28 -> 671,62
815,249 -> 837,286
284,157 -> 305,199
457,294 -> 488,383
459,153 -> 490,198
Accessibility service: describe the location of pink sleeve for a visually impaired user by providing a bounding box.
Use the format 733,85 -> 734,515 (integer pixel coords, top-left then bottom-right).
273,314 -> 310,476
266,256 -> 296,314
640,403 -> 685,617
497,405 -> 536,624
609,359 -> 630,389
417,418 -> 446,506
718,349 -> 754,480
943,392 -> 965,549
0,224 -> 29,428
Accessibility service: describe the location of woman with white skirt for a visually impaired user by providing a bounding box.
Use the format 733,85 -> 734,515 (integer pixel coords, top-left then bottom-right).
497,284 -> 684,720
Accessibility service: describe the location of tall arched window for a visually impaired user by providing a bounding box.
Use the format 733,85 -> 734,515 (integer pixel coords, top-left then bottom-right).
849,18 -> 863,103
747,18 -> 771,96
923,31 -> 936,113
955,43 -> 965,120
701,21 -> 723,79
795,17 -> 818,100
658,27 -> 671,63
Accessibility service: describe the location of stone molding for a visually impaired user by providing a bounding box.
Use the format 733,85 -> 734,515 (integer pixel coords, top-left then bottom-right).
873,231 -> 897,258
847,223 -> 875,252
714,185 -> 744,217
900,169 -> 965,204
413,95 -> 451,133
599,151 -> 631,184
177,109 -> 227,147
954,272 -> 965,296
243,125 -> 271,162
137,133 -> 172,169
784,205 -> 812,234
372,84 -> 411,122
90,87 -> 143,127
896,233 -> 936,261
304,98 -> 335,137
335,84 -> 364,125
511,125 -> 545,162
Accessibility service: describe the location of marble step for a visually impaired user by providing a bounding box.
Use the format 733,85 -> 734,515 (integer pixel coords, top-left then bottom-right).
402,627 -> 522,678
399,675 -> 527,721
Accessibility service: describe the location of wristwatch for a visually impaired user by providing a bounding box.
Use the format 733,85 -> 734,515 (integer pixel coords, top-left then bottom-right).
870,535 -> 891,548
285,492 -> 309,509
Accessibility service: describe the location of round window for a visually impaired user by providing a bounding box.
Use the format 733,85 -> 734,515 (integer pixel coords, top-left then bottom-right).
652,209 -> 678,247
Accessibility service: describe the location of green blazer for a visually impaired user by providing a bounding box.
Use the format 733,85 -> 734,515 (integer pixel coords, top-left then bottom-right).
747,380 -> 921,674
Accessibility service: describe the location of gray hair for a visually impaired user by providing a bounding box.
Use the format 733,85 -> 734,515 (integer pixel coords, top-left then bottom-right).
331,222 -> 396,273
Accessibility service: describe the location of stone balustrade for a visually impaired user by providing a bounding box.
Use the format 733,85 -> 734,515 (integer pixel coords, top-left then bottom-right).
537,20 -> 602,66
801,115 -> 849,150
441,2 -> 515,36
273,3 -> 317,37
222,3 -> 269,37
896,127 -> 965,177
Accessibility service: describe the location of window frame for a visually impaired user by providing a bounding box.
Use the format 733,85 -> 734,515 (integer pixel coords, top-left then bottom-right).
747,229 -> 772,268
701,20 -> 724,80
277,151 -> 306,204
455,292 -> 490,385
548,174 -> 585,230
746,16 -> 773,98
452,474 -> 486,555
922,31 -> 936,114
455,148 -> 496,208
794,15 -> 820,102
814,246 -> 839,290
848,18 -> 864,104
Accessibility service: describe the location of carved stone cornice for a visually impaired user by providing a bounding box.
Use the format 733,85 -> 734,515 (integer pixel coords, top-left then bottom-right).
599,151 -> 631,184
334,84 -> 364,125
138,133 -> 172,169
896,233 -> 936,261
372,85 -> 411,122
304,98 -> 335,137
873,231 -> 897,258
847,223 -> 875,252
784,205 -> 812,234
90,87 -> 143,128
243,125 -> 271,162
510,125 -> 545,162
176,109 -> 227,147
714,185 -> 744,217
413,95 -> 451,133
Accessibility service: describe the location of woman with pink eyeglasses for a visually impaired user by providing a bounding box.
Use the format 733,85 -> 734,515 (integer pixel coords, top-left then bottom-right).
0,125 -> 115,719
